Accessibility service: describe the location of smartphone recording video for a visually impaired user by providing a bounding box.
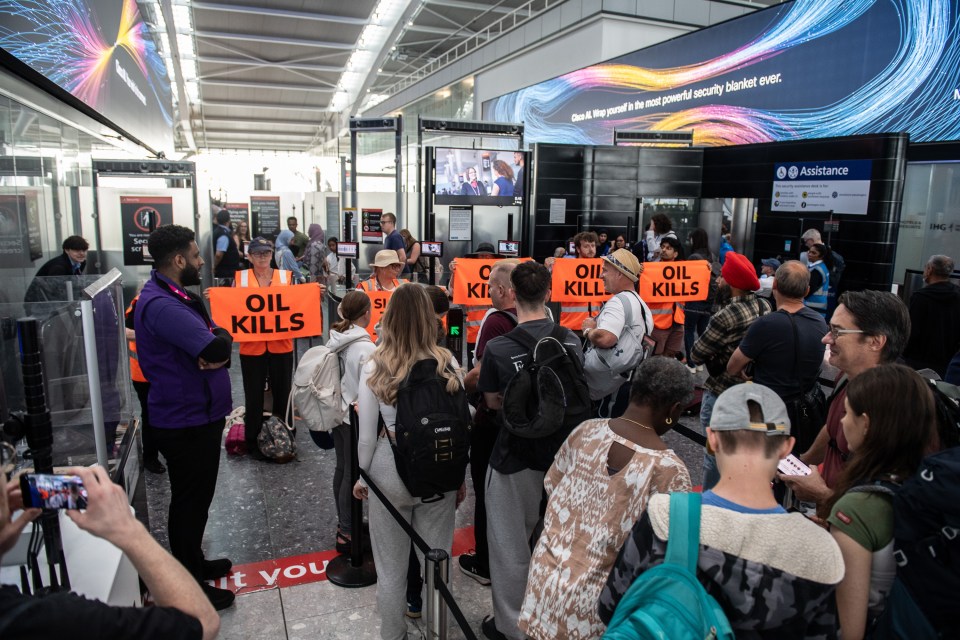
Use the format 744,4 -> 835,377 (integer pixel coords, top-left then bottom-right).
20,473 -> 88,510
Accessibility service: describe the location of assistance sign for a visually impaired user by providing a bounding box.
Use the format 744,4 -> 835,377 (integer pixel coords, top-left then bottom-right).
771,160 -> 872,215
550,258 -> 612,303
210,283 -> 322,342
638,261 -> 711,303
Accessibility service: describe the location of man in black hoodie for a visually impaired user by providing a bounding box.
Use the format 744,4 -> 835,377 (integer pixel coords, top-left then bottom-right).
903,254 -> 960,377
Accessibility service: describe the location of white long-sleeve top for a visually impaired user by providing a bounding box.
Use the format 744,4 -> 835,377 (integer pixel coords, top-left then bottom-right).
325,325 -> 375,411
356,356 -> 461,472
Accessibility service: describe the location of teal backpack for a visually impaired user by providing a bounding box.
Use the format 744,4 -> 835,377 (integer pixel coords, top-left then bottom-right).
603,493 -> 735,640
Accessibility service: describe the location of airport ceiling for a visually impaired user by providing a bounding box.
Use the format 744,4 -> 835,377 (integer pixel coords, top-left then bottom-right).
180,0 -> 780,154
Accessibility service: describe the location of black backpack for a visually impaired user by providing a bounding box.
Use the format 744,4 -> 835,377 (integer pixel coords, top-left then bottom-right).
927,378 -> 960,449
850,447 -> 960,638
392,358 -> 472,498
500,324 -> 592,439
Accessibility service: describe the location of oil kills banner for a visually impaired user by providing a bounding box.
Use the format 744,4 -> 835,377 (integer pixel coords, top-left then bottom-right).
639,261 -> 712,303
209,283 -> 322,342
120,196 -> 172,266
364,290 -> 392,341
451,258 -> 532,305
551,259 -> 612,303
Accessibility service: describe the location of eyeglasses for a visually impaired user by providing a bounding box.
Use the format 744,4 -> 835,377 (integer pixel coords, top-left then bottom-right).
828,326 -> 865,340
250,251 -> 272,258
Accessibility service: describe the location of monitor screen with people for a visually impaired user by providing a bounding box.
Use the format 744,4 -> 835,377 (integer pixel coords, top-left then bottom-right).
432,147 -> 524,206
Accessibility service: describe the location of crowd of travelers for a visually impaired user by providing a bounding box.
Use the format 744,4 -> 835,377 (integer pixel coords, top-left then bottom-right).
4,214 -> 959,640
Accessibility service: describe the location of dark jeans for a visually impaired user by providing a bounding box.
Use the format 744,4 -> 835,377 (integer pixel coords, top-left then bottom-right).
332,422 -> 354,536
407,545 -> 423,606
132,380 -> 159,462
240,351 -> 293,445
684,303 -> 711,362
470,408 -> 500,575
152,419 -> 226,580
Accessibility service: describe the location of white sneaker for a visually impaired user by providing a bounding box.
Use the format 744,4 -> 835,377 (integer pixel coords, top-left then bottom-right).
686,365 -> 698,374
697,364 -> 704,372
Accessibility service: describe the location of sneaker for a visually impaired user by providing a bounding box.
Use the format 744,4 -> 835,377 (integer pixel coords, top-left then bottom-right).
686,365 -> 698,374
201,583 -> 236,610
697,364 -> 704,372
481,616 -> 507,640
458,553 -> 491,586
144,458 -> 166,474
201,557 -> 233,580
405,599 -> 422,619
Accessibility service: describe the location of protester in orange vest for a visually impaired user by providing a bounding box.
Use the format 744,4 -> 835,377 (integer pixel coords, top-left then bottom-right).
125,293 -> 165,474
647,236 -> 686,358
545,231 -> 602,334
235,237 -> 296,460
358,250 -> 405,292
447,243 -> 500,347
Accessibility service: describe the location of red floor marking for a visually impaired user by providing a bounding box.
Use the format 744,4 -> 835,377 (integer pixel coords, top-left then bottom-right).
209,526 -> 477,595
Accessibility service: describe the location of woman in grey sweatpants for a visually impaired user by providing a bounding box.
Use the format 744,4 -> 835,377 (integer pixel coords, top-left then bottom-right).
354,284 -> 462,640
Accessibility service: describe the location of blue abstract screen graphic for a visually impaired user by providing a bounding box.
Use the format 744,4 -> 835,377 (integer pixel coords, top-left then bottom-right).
0,0 -> 174,152
483,0 -> 960,146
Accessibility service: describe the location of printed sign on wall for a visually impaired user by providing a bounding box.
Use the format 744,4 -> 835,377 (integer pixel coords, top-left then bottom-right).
771,160 -> 872,215
120,196 -> 172,265
361,208 -> 383,244
251,196 -> 281,238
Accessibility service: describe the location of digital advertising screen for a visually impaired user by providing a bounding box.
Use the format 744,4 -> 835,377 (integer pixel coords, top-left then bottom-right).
0,0 -> 175,152
483,0 -> 960,146
433,147 -> 524,206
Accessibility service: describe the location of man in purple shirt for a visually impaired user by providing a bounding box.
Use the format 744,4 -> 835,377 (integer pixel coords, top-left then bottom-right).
134,225 -> 236,610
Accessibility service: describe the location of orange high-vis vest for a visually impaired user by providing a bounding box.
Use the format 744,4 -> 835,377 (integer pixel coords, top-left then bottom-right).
358,277 -> 403,292
235,269 -> 294,355
647,300 -> 685,329
558,303 -> 600,333
464,304 -> 488,344
125,296 -> 147,383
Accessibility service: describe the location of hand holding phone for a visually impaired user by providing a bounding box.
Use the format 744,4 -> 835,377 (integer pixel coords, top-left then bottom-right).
20,473 -> 88,510
777,454 -> 811,477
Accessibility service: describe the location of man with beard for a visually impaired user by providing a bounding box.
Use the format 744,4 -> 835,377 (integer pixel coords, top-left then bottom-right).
134,225 -> 236,610
690,251 -> 772,490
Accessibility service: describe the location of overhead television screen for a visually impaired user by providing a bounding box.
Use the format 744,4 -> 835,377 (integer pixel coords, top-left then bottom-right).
0,0 -> 174,152
483,0 -> 960,146
433,147 -> 524,206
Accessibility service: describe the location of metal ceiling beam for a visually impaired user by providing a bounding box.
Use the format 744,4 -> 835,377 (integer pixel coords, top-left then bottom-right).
201,99 -> 328,112
404,24 -> 475,37
159,0 -> 196,151
423,0 -> 515,15
200,78 -> 335,92
192,1 -> 368,25
202,130 -> 318,139
194,30 -> 357,49
198,116 -> 322,128
197,55 -> 344,73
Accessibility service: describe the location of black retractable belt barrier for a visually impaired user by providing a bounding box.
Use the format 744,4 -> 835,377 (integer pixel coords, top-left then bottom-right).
358,467 -> 479,640
326,407 -> 377,588
672,423 -> 707,447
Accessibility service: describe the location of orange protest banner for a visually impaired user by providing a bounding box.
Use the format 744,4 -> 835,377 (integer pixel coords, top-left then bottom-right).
209,283 -> 322,342
451,258 -> 531,305
365,290 -> 392,341
550,258 -> 612,304
638,260 -> 711,303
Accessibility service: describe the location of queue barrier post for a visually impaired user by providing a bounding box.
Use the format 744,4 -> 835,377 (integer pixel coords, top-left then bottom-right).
424,548 -> 450,639
326,407 -> 377,588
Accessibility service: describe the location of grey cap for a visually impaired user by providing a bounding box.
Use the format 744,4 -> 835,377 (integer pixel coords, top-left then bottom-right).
761,258 -> 781,269
248,237 -> 273,253
709,383 -> 791,435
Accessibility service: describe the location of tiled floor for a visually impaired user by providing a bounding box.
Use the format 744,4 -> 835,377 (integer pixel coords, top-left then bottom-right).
144,348 -> 708,639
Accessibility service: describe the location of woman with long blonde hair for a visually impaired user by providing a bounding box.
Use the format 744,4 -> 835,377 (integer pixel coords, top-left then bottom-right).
354,284 -> 463,639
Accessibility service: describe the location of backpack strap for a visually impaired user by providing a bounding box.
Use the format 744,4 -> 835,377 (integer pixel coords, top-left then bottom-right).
665,492 -> 702,575
503,325 -> 540,355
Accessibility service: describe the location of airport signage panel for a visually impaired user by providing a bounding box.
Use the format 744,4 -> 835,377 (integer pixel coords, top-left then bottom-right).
771,160 -> 872,215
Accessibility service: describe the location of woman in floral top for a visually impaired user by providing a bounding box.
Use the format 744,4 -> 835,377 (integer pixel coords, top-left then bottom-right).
518,357 -> 694,640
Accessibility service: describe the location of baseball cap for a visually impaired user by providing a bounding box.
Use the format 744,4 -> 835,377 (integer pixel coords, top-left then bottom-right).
603,248 -> 642,283
709,383 -> 791,435
372,249 -> 402,268
475,242 -> 496,255
248,237 -> 272,254
761,258 -> 781,270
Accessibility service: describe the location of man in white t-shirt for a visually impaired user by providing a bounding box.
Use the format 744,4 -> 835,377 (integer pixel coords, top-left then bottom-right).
582,248 -> 653,418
